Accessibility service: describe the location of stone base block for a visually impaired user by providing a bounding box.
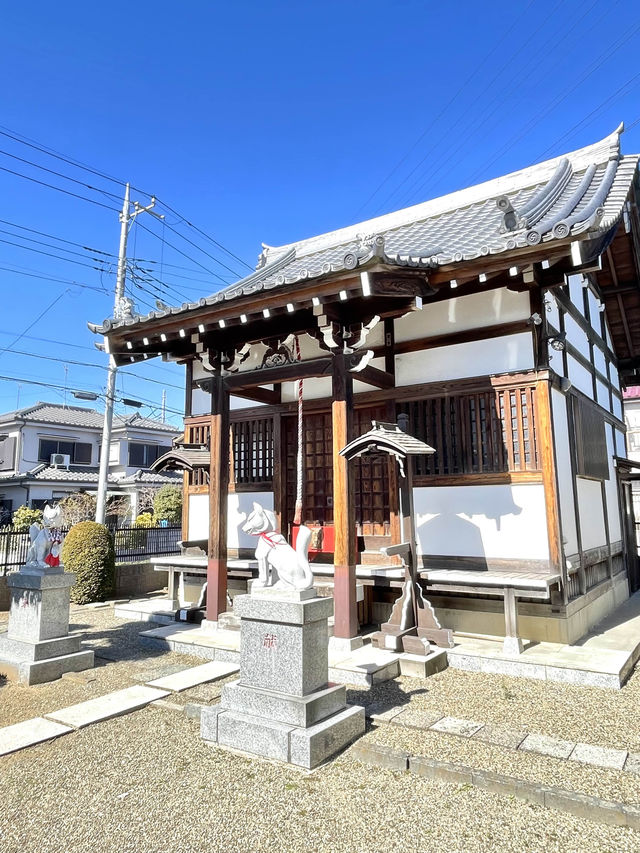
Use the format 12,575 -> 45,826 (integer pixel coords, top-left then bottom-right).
399,649 -> 448,679
201,702 -> 365,769
0,633 -> 81,662
288,705 -> 365,769
222,680 -> 346,727
0,649 -> 94,686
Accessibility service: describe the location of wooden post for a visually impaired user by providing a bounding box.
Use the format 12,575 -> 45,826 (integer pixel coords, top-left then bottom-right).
332,354 -> 357,639
206,371 -> 230,622
536,379 -> 562,575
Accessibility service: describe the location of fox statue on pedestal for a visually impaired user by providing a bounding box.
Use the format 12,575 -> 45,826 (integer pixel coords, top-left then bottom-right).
242,502 -> 313,591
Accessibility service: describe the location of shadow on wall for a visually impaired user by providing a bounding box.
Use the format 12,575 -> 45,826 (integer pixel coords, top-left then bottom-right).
416,487 -> 524,569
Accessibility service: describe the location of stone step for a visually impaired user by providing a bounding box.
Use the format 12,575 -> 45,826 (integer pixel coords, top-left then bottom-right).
45,685 -> 169,729
0,717 -> 72,757
329,644 -> 400,687
146,660 -> 239,692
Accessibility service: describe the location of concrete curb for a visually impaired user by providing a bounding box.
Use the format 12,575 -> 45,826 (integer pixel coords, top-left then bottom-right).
351,743 -> 640,830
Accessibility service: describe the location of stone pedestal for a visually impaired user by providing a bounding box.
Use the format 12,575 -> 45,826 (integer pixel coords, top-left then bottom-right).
201,588 -> 365,769
0,565 -> 94,685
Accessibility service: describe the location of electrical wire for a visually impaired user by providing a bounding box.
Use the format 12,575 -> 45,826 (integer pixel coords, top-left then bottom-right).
0,235 -> 112,272
0,164 -> 118,211
0,290 -> 71,359
0,264 -> 109,294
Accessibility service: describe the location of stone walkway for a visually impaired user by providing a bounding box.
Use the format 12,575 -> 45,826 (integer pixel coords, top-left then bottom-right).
368,704 -> 640,775
0,660 -> 238,757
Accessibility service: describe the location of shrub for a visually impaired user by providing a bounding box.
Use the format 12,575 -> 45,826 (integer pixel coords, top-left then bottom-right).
12,506 -> 43,532
61,521 -> 115,604
134,512 -> 154,527
58,493 -> 97,526
153,485 -> 182,524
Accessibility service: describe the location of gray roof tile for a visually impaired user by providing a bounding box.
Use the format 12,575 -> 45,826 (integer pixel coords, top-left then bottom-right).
93,125 -> 637,336
0,403 -> 178,433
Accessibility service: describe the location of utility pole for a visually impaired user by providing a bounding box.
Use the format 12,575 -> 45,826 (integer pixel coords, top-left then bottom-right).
95,184 -> 160,524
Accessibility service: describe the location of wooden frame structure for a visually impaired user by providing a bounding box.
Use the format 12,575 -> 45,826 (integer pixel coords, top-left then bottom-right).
92,126 -> 640,647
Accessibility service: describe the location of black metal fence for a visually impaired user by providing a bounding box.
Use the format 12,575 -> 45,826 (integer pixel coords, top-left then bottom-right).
0,525 -> 181,576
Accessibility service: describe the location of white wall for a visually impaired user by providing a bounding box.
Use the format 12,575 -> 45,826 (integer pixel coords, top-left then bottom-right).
551,388 -> 578,556
567,355 -> 593,398
394,287 -> 530,343
20,424 -> 100,471
395,333 -> 534,386
413,483 -> 549,561
576,477 -> 606,551
188,490 -> 275,549
604,427 -> 622,543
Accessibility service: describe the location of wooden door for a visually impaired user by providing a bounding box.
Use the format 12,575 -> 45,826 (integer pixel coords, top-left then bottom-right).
283,406 -> 391,541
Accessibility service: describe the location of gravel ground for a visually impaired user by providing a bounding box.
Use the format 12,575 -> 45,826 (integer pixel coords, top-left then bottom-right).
348,665 -> 640,752
1,706 -> 639,853
3,603 -> 640,850
0,606 -> 205,727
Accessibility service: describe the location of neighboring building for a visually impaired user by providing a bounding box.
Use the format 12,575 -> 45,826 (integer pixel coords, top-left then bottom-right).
91,124 -> 640,651
0,403 -> 181,522
623,386 -> 640,530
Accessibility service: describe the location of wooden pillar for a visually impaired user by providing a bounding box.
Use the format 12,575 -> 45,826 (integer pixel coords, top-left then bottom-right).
332,355 -> 357,639
536,378 -> 562,576
206,372 -> 230,622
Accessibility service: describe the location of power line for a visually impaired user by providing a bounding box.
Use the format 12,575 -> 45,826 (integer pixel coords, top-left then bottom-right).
0,124 -> 254,271
0,234 -> 112,273
0,264 -> 109,294
0,146 -> 122,202
0,217 -> 116,258
0,345 -> 183,390
0,163 -> 118,211
0,290 -> 71,359
135,219 -> 226,282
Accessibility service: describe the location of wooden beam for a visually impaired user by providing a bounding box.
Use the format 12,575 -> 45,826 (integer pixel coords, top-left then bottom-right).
229,386 -> 281,405
607,247 -> 635,358
332,354 -> 358,640
353,364 -> 394,389
224,357 -> 333,389
206,373 -> 230,622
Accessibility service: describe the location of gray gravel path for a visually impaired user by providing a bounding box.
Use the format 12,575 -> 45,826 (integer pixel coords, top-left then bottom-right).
1,706 -> 639,853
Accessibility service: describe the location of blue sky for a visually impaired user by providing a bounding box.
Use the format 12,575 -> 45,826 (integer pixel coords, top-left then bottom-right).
1,0 -> 639,427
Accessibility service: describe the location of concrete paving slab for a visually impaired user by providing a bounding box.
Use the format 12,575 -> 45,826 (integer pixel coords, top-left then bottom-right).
519,732 -> 575,760
147,661 -> 239,692
392,708 -> 444,730
0,717 -> 72,756
569,742 -> 628,771
46,685 -> 169,729
472,724 -> 528,750
429,716 -> 483,737
624,753 -> 640,775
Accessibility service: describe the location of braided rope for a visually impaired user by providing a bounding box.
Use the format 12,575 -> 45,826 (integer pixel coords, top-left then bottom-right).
293,335 -> 304,526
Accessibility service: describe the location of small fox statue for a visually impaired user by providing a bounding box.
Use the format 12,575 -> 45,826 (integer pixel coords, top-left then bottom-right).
242,502 -> 313,590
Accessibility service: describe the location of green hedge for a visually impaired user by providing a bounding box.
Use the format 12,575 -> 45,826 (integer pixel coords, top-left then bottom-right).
62,521 -> 115,604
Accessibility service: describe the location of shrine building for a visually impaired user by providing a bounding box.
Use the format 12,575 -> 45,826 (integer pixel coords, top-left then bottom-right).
91,124 -> 640,652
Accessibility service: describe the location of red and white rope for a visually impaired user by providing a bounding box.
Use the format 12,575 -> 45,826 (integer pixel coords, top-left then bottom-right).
293,335 -> 304,526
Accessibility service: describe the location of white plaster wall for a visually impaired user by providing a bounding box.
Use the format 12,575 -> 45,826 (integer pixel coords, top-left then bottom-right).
587,290 -> 602,325
612,394 -> 623,421
604,427 -> 621,543
188,491 -> 275,548
544,293 -> 560,331
395,333 -> 533,386
596,380 -> 610,411
282,376 -> 332,402
394,288 -> 530,344
230,395 -> 267,410
577,477 -> 606,551
564,314 -> 590,360
551,388 -> 578,555
567,274 -> 586,311
567,355 -> 593,398
191,387 -> 210,416
593,346 -> 607,382
615,427 -> 627,458
413,483 -> 549,560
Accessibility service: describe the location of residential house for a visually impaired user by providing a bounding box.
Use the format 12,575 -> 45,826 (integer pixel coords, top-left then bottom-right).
0,403 -> 181,522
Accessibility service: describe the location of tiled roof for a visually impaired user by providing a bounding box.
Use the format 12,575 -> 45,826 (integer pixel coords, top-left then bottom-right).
11,465 -> 180,486
0,403 -> 178,433
93,125 -> 638,336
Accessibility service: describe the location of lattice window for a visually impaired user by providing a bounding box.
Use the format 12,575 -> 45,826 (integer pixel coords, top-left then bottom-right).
232,418 -> 273,485
399,385 -> 540,476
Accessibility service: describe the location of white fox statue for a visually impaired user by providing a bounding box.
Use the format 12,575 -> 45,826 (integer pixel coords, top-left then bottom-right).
242,502 -> 313,591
